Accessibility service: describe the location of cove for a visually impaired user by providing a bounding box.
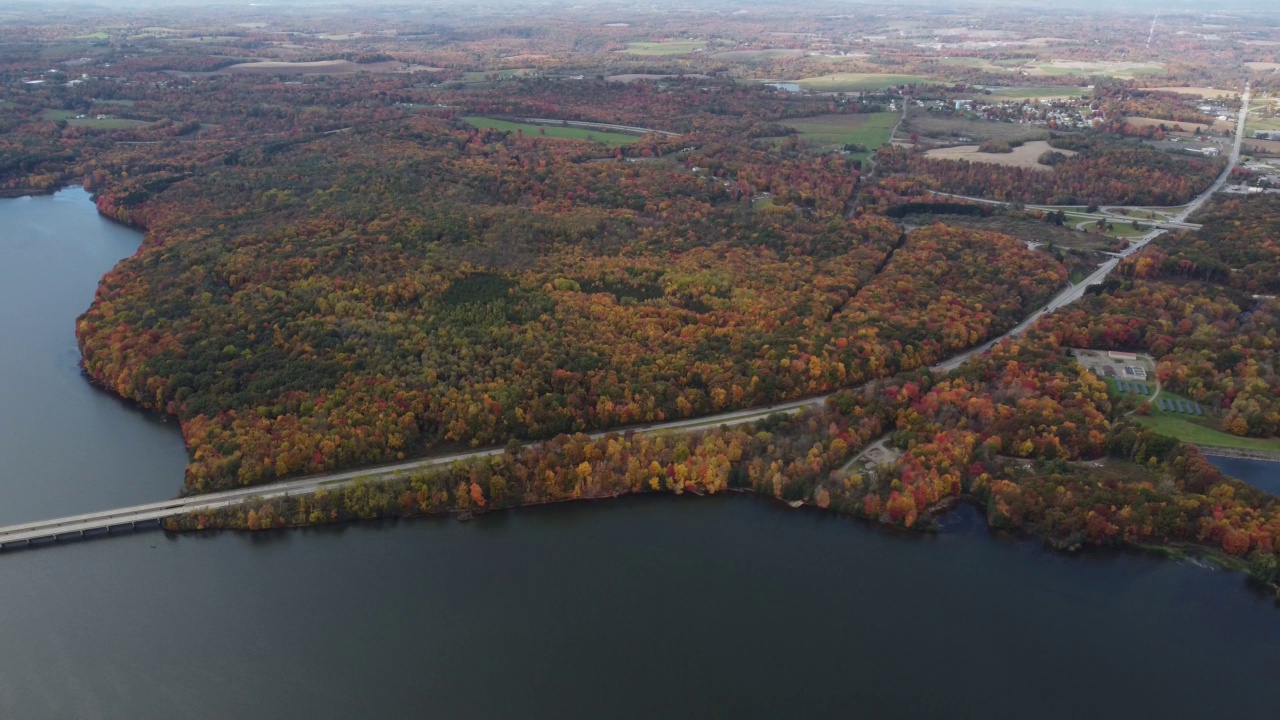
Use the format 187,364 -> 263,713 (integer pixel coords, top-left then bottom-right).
0,187 -> 187,525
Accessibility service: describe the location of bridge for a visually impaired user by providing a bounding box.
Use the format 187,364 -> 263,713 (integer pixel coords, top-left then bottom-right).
0,85 -> 1248,555
0,398 -> 821,552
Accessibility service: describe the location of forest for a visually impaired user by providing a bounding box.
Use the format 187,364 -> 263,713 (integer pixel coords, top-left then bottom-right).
873,137 -> 1225,207
2,3 -> 1278,597
75,108 -> 1065,492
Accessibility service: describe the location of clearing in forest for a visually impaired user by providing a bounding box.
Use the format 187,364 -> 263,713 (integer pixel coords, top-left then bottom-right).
604,73 -> 710,82
40,109 -> 151,129
460,68 -> 535,82
795,73 -> 928,92
218,60 -> 410,75
622,41 -> 705,55
781,112 -> 900,150
1025,60 -> 1164,79
923,140 -> 1075,170
711,49 -> 807,61
461,117 -> 638,146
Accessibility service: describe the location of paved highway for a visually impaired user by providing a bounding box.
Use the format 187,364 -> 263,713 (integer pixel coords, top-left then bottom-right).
0,85 -> 1249,551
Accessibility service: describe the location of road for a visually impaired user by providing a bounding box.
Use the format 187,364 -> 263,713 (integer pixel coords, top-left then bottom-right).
0,85 -> 1249,551
933,83 -> 1250,374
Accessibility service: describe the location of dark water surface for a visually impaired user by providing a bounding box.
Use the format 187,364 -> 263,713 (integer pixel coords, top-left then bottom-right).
0,188 -> 188,525
1209,455 -> 1280,496
0,190 -> 1277,719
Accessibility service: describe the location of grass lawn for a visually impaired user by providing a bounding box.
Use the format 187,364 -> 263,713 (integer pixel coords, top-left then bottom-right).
1246,115 -> 1280,134
1062,212 -> 1151,238
1136,415 -> 1280,453
795,73 -> 928,92
462,117 -> 637,146
41,109 -> 151,129
623,41 -> 704,55
70,117 -> 151,129
1128,386 -> 1280,452
781,112 -> 899,150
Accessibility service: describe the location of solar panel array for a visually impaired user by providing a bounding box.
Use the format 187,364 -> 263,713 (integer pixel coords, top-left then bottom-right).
1155,396 -> 1207,415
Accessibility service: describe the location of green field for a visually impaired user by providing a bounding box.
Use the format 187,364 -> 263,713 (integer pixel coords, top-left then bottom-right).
781,111 -> 899,150
1246,98 -> 1280,134
74,32 -> 110,40
460,68 -> 535,82
1029,61 -> 1164,79
1128,386 -> 1280,452
1063,212 -> 1152,238
41,109 -> 151,129
462,117 -> 637,146
1137,415 -> 1280,453
794,73 -> 928,92
622,41 -> 704,55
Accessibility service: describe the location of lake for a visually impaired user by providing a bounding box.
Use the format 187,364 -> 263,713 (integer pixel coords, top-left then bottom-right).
0,188 -> 187,525
1208,455 -> 1280,496
0,188 -> 1277,719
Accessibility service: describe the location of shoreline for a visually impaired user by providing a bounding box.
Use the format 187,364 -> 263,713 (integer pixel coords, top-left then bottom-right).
169,482 -> 1280,601
1197,446 -> 1280,463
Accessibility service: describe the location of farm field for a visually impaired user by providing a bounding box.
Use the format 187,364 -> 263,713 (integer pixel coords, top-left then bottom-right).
781,112 -> 899,150
217,60 -> 408,75
923,139 -> 1075,170
1026,60 -> 1164,78
1244,138 -> 1280,156
1122,116 -> 1234,134
461,117 -> 638,146
795,72 -> 928,91
622,41 -> 705,55
1146,86 -> 1238,99
1245,100 -> 1280,134
711,49 -> 806,61
900,110 -> 1052,144
977,86 -> 1088,100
